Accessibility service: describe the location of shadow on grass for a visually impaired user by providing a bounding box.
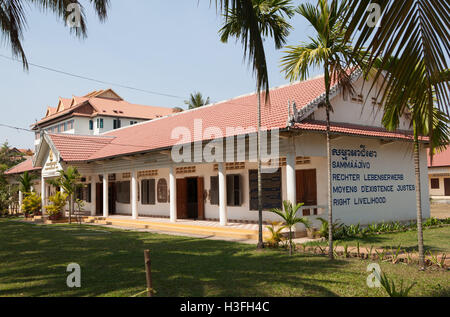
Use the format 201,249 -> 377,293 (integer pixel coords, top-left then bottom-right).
0,221 -> 354,297
0,220 -> 446,297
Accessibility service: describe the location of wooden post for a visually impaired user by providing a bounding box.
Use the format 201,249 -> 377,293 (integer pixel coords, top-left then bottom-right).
144,250 -> 153,297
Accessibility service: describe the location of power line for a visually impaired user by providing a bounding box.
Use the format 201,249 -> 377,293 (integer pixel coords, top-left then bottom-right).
0,53 -> 266,109
0,123 -> 33,133
0,54 -> 186,100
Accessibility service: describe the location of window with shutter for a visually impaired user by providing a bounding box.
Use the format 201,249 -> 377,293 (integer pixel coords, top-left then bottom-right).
226,174 -> 242,206
210,176 -> 219,205
431,178 -> 440,189
116,181 -> 130,204
141,179 -> 156,205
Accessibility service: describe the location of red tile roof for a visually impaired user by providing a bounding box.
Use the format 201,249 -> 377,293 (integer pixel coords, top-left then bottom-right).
33,90 -> 175,127
5,158 -> 41,175
42,75 -> 421,163
428,147 -> 450,167
48,134 -> 115,162
88,98 -> 174,120
294,120 -> 423,141
85,76 -> 329,161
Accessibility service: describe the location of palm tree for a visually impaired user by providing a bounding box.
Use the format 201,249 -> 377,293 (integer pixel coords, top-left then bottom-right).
17,171 -> 37,193
0,0 -> 110,69
218,0 -> 294,249
270,201 -> 310,255
184,92 -> 211,109
47,166 -> 82,224
382,59 -> 450,269
281,0 -> 361,259
343,1 -> 449,154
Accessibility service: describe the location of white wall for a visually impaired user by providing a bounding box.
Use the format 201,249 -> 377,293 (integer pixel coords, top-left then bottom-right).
314,76 -> 412,130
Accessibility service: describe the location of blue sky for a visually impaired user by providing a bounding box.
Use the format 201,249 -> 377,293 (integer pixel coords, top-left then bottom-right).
0,0 -> 318,149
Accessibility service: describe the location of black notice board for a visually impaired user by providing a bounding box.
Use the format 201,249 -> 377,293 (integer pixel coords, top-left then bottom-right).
249,169 -> 282,211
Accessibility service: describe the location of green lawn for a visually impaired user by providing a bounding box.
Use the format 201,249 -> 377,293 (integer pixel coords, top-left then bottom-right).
308,226 -> 450,254
0,219 -> 448,297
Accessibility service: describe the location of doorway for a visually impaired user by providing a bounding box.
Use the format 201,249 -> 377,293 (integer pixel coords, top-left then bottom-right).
95,182 -> 117,215
296,169 -> 318,216
96,183 -> 102,215
108,183 -> 117,215
176,177 -> 205,220
444,178 -> 450,196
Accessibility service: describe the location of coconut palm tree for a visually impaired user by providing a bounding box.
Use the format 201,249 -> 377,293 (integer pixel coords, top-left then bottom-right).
47,166 -> 82,224
218,0 -> 294,249
0,0 -> 110,69
184,92 -> 211,109
343,1 -> 449,153
281,0 -> 362,259
270,201 -> 310,255
382,59 -> 450,269
17,171 -> 37,193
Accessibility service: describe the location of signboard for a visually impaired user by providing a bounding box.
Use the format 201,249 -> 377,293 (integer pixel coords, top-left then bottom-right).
330,139 -> 425,224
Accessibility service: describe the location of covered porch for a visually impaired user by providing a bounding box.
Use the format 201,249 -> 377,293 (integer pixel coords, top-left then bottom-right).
79,155 -> 328,233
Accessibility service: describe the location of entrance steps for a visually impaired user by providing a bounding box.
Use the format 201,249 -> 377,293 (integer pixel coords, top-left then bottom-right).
85,217 -> 270,241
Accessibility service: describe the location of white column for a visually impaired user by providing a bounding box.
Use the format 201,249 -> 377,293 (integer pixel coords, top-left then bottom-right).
41,176 -> 46,215
169,166 -> 177,223
131,170 -> 138,220
218,162 -> 228,226
286,151 -> 297,206
18,190 -> 23,212
90,177 -> 96,216
103,173 -> 109,218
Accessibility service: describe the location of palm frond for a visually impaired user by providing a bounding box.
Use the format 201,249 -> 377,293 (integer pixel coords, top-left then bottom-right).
0,0 -> 110,69
343,0 -> 450,145
218,0 -> 293,98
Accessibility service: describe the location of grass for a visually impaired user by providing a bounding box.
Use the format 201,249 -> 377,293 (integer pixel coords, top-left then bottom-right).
0,219 -> 448,297
309,226 -> 450,254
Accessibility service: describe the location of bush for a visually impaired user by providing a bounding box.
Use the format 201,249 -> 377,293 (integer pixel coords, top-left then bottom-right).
316,217 -> 450,241
22,192 -> 42,216
45,192 -> 68,220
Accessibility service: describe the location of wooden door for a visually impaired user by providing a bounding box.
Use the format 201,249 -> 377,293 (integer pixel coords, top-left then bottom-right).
444,178 -> 450,196
197,177 -> 205,220
176,178 -> 188,219
296,169 -> 318,216
109,183 -> 116,215
96,183 -> 103,215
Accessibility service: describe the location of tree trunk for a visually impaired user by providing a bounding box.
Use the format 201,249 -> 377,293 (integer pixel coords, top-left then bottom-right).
326,106 -> 333,260
69,194 -> 73,224
414,136 -> 425,269
324,65 -> 334,260
257,88 -> 264,249
289,227 -> 293,256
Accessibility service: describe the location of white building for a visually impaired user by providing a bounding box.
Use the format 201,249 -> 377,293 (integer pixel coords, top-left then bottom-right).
19,72 -> 430,232
428,147 -> 450,203
31,88 -> 177,150
6,89 -> 177,208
